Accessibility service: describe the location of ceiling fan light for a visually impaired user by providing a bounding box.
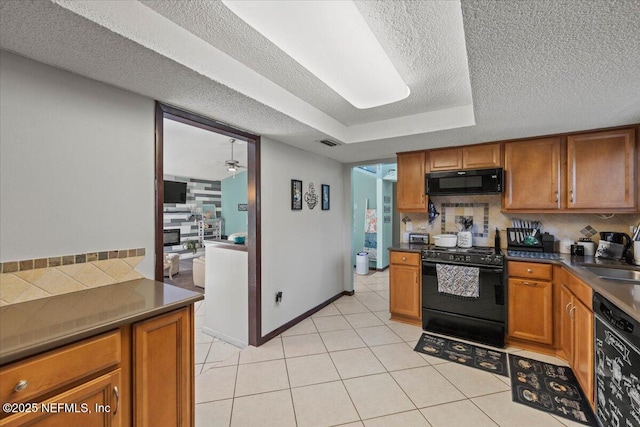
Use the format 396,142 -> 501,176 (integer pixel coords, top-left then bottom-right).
227,165 -> 237,172
221,0 -> 409,109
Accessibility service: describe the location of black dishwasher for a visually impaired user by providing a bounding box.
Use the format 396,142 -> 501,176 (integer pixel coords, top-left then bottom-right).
593,293 -> 640,427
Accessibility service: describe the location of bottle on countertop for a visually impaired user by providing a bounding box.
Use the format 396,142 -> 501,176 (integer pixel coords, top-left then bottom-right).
494,227 -> 501,254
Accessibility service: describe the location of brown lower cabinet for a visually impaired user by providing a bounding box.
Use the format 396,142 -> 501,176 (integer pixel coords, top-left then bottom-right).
0,306 -> 194,427
507,261 -> 554,345
558,272 -> 594,407
134,308 -> 193,427
389,251 -> 421,326
507,261 -> 594,408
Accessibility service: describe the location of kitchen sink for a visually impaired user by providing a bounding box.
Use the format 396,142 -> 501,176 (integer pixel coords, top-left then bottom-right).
580,265 -> 640,284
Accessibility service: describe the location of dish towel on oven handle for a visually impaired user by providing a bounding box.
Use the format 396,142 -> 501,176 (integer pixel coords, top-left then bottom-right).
436,264 -> 480,298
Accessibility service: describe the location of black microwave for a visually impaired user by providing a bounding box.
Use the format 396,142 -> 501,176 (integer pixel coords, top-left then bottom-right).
426,168 -> 503,196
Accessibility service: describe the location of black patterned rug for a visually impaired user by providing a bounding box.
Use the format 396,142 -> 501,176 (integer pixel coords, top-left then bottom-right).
509,354 -> 598,426
414,333 -> 508,377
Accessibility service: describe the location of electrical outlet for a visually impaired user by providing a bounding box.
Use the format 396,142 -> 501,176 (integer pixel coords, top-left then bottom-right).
275,292 -> 283,304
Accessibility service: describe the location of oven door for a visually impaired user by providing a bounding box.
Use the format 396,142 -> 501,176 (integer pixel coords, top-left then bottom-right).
422,260 -> 506,347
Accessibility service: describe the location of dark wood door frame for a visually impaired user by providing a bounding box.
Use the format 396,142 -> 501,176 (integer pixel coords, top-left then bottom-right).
154,102 -> 262,346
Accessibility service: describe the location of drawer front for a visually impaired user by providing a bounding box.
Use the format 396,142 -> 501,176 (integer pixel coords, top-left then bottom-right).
0,330 -> 121,404
508,261 -> 552,281
390,251 -> 420,266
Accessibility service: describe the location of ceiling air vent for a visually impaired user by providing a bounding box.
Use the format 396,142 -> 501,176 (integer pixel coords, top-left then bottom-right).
319,139 -> 342,147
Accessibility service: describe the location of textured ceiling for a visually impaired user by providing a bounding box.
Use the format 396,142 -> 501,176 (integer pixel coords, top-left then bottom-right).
141,0 -> 473,126
164,118 -> 247,182
0,0 -> 639,164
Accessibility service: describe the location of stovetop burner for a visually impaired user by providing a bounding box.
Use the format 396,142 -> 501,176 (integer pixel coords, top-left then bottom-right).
422,246 -> 503,266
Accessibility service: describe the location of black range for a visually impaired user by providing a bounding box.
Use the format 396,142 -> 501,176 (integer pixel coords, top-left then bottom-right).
421,246 -> 506,348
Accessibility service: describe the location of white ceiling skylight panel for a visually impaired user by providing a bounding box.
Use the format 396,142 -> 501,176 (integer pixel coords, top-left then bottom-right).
221,0 -> 411,110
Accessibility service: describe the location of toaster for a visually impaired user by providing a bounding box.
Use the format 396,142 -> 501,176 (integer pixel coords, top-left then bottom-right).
409,233 -> 430,245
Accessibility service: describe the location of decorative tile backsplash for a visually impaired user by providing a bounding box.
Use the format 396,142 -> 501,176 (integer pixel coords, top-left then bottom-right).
440,203 -> 489,238
0,248 -> 146,306
401,195 -> 640,249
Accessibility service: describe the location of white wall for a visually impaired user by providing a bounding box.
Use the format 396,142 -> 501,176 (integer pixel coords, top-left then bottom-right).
261,137 -> 350,335
0,52 -> 155,277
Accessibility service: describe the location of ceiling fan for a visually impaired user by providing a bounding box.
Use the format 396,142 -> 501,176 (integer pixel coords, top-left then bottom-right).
224,138 -> 246,172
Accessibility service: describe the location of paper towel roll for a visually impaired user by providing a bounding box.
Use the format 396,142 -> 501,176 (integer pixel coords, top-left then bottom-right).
402,232 -> 411,244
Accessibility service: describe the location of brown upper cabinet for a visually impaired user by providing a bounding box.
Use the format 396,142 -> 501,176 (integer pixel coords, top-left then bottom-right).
567,128 -> 636,210
397,125 -> 638,213
397,151 -> 428,212
429,143 -> 501,172
503,127 -> 637,212
504,137 -> 562,210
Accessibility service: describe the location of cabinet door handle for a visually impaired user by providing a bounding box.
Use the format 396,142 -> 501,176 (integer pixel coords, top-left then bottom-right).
527,269 -> 533,273
415,274 -> 418,284
569,306 -> 576,320
421,194 -> 424,204
565,301 -> 573,314
570,190 -> 574,203
521,281 -> 537,286
555,191 -> 559,203
14,380 -> 28,392
113,386 -> 119,415
402,256 -> 407,261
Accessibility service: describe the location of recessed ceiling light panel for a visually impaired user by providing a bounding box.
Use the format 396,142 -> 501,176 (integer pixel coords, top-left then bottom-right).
222,0 -> 410,109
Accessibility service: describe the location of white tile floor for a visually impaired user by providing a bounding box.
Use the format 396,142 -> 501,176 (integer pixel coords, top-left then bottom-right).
193,270 -> 586,427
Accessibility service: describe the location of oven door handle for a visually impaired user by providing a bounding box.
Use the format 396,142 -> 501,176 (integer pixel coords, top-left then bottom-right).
422,263 -> 503,274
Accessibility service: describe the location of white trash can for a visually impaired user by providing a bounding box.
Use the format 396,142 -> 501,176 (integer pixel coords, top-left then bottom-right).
356,252 -> 369,275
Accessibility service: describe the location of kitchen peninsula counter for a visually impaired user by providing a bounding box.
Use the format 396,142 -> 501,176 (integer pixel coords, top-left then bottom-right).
203,240 -> 248,347
0,279 -> 203,365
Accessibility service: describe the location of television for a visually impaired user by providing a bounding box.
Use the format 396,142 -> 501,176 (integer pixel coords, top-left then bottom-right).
164,180 -> 187,204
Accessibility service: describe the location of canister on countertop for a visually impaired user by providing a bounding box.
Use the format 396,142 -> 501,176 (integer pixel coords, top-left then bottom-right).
577,238 -> 595,256
559,238 -> 573,254
570,244 -> 585,256
541,232 -> 555,253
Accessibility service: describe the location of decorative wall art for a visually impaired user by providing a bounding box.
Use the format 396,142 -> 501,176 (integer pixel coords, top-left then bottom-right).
321,184 -> 330,210
291,179 -> 302,210
304,182 -> 318,209
237,204 -> 248,211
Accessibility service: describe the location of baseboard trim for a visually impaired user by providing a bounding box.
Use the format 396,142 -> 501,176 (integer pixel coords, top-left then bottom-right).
203,326 -> 248,349
260,290 -> 353,344
352,266 -> 389,271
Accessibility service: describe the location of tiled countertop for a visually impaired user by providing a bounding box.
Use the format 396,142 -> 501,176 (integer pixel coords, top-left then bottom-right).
0,279 -> 203,365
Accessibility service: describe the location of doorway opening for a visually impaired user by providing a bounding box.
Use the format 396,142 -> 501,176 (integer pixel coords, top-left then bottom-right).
351,163 -> 398,273
154,102 -> 263,346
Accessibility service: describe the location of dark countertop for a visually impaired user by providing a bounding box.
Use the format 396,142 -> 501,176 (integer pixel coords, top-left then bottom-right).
506,254 -> 640,322
388,245 -> 639,322
388,243 -> 427,253
0,279 -> 203,365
